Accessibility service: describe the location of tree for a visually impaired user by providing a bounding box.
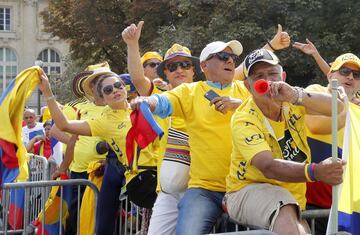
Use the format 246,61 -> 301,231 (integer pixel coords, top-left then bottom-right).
42,0 -> 360,89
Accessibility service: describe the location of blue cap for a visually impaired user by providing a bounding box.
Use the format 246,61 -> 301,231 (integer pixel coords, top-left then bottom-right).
119,74 -> 137,93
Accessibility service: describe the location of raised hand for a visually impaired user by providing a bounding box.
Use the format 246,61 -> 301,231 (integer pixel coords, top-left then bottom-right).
269,24 -> 291,50
293,38 -> 318,56
122,21 -> 144,46
38,70 -> 53,97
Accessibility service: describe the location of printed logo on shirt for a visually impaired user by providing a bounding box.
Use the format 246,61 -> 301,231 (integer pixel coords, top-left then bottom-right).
280,130 -> 306,162
244,133 -> 265,145
118,122 -> 126,129
110,138 -> 123,157
236,161 -> 247,180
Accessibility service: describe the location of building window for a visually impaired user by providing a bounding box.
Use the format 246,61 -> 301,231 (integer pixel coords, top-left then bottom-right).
37,48 -> 61,78
0,48 -> 17,94
0,8 -> 10,31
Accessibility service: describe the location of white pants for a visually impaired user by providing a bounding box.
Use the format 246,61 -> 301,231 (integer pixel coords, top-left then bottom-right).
148,191 -> 184,235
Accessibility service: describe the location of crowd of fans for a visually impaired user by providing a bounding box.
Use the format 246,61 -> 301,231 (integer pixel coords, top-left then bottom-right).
19,21 -> 360,235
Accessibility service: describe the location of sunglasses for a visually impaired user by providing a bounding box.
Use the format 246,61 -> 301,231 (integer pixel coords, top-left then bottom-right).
165,61 -> 193,72
102,81 -> 124,95
144,62 -> 160,68
338,67 -> 360,80
207,51 -> 238,62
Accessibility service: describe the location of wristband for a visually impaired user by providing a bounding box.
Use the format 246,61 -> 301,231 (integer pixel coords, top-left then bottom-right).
267,40 -> 276,51
308,163 -> 317,182
292,87 -> 305,105
45,95 -> 55,102
304,163 -> 312,182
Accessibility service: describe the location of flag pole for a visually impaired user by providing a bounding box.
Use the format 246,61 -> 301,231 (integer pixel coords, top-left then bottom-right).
330,79 -> 339,234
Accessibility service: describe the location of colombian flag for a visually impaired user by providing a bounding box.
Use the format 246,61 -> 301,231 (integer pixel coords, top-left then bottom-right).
126,102 -> 164,168
327,102 -> 360,234
337,103 -> 360,234
0,66 -> 41,184
34,175 -> 72,235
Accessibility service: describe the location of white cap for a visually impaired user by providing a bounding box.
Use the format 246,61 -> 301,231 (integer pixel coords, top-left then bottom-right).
199,40 -> 243,62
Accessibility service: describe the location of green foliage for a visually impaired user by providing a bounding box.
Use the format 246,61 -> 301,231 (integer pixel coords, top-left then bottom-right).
42,0 -> 360,89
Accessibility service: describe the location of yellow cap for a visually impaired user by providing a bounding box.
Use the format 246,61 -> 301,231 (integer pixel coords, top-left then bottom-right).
329,53 -> 360,73
163,44 -> 192,60
140,52 -> 163,65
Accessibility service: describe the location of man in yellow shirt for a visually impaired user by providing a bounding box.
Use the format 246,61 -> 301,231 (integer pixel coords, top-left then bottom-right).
131,38 -> 250,234
225,49 -> 346,235
123,21 -> 200,235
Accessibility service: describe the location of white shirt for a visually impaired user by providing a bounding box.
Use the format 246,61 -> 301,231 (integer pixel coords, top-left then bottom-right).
22,122 -> 44,145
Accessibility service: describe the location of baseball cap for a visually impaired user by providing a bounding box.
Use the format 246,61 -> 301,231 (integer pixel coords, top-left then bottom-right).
199,40 -> 243,62
157,43 -> 201,79
140,51 -> 163,65
72,61 -> 110,98
243,49 -> 279,77
329,53 -> 360,73
119,73 -> 137,93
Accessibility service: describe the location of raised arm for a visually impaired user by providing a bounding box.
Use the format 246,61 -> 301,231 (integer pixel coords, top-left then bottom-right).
122,21 -> 152,95
234,24 -> 291,81
38,72 -> 92,136
293,38 -> 330,75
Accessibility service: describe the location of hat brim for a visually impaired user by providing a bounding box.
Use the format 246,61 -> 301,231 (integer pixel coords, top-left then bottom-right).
246,59 -> 279,77
157,55 -> 202,81
83,71 -> 117,101
330,61 -> 360,72
214,40 -> 243,56
72,71 -> 94,98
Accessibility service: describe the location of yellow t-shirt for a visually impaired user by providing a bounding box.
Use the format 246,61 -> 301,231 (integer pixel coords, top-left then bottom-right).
87,106 -> 132,165
66,102 -> 108,172
163,80 -> 250,191
226,98 -> 310,209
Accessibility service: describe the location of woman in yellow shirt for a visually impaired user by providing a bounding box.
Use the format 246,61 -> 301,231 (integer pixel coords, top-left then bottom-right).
38,68 -> 131,235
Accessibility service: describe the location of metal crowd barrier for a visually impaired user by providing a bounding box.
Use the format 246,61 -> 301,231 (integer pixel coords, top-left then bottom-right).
117,193 -> 141,235
116,192 -> 331,235
0,179 -> 99,235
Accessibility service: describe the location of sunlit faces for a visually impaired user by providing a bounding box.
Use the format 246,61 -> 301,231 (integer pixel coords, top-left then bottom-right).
44,125 -> 51,139
100,76 -> 127,105
202,47 -> 236,84
248,62 -> 283,82
143,58 -> 162,80
246,62 -> 283,99
163,56 -> 194,88
24,111 -> 37,128
329,63 -> 360,97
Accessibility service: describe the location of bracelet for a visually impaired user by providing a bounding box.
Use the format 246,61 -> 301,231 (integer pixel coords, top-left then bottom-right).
267,40 -> 276,51
292,87 -> 305,105
308,163 -> 317,182
304,163 -> 313,182
44,95 -> 55,102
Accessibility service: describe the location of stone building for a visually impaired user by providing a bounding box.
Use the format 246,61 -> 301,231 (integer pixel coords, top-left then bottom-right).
0,0 -> 69,113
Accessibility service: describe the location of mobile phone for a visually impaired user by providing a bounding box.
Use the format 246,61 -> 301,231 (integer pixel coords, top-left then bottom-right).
204,89 -> 220,101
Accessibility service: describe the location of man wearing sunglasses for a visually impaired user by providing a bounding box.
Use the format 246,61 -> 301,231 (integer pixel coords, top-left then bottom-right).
294,41 -> 360,234
123,21 -> 204,235
130,35 -> 253,234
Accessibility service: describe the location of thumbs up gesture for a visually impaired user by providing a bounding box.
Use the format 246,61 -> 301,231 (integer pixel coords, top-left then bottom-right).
269,24 -> 291,51
122,21 -> 144,46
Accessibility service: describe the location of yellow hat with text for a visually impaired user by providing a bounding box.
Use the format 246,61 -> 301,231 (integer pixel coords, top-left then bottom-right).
329,53 -> 360,72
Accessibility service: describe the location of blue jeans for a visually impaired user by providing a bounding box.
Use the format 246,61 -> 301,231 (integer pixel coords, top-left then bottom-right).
176,188 -> 224,235
95,154 -> 126,235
